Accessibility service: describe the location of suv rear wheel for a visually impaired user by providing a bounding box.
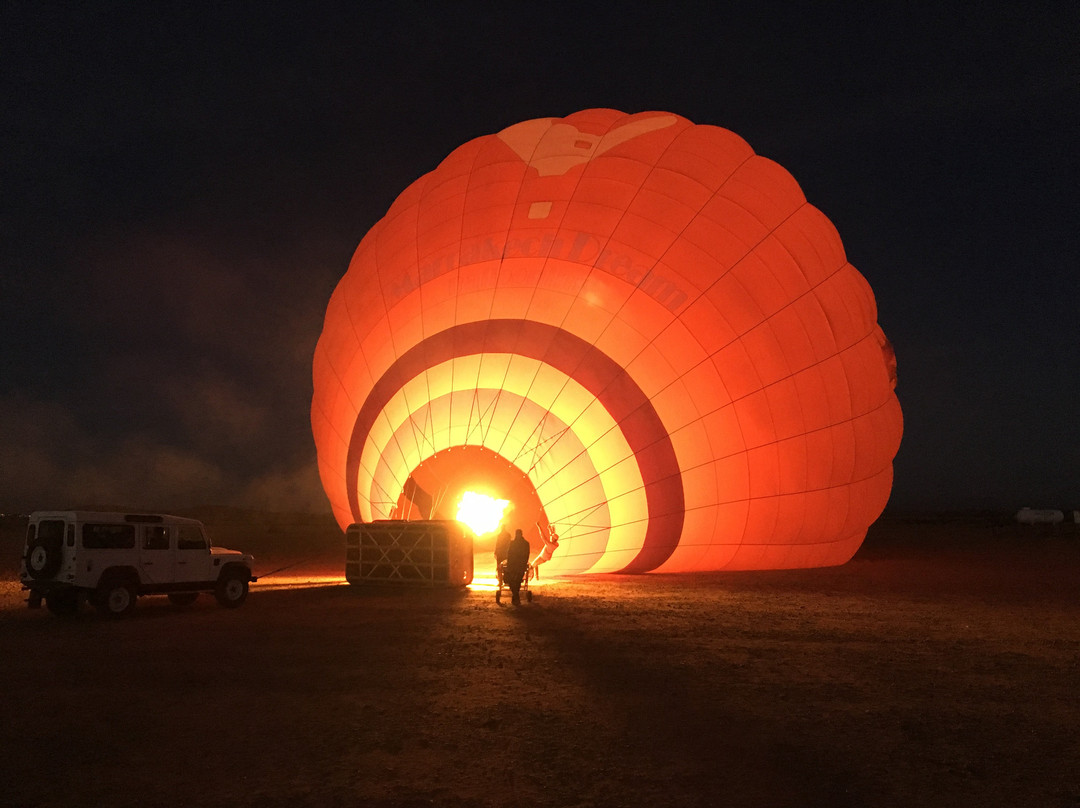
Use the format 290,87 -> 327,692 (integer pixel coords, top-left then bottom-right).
95,578 -> 137,618
215,569 -> 249,608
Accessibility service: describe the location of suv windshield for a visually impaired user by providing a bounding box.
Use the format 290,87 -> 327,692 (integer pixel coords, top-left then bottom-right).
177,524 -> 208,550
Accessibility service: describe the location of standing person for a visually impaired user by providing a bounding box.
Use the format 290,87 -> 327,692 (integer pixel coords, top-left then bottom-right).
504,528 -> 531,605
494,525 -> 511,586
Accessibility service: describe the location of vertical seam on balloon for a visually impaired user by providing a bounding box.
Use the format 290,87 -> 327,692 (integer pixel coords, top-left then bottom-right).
336,258 -> 375,413
639,157 -> 805,386
490,112 -> 654,476
494,114 -> 688,519
773,214 -> 853,458
760,224 -> 821,501
482,117 -> 552,323
604,179 -> 819,553
483,378 -> 508,450
514,403 -> 555,474
471,382 -> 501,446
500,109 -> 636,329
534,152 -> 657,423
338,234 -> 384,518
414,165 -> 443,481
485,115 -> 594,466
410,169 -> 442,484
481,117 -> 551,382
367,203 -> 419,518
310,333 -> 352,449
478,119 -> 550,463
537,124 -> 734,553
505,128 -> 708,565
573,140 -> 759,555
495,116 -> 692,536
460,138 -> 501,447
454,139 -> 496,465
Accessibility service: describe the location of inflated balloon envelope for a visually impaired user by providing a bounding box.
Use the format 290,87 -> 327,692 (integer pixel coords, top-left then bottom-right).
312,109 -> 903,573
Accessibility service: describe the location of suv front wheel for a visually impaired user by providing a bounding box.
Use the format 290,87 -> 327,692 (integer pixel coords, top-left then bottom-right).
94,577 -> 138,618
215,569 -> 249,608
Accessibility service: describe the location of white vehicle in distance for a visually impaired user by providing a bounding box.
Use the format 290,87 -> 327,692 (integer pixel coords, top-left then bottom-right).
20,511 -> 256,617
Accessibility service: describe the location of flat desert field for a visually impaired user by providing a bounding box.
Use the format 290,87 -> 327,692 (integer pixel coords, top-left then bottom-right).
1,513 -> 1077,807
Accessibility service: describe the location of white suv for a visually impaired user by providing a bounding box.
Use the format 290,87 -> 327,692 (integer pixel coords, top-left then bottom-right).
20,511 -> 256,617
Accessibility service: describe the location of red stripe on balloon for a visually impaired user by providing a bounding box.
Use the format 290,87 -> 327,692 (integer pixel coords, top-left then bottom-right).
344,319 -> 684,573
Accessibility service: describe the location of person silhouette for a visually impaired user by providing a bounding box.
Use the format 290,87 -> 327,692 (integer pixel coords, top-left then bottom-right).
504,528 -> 531,605
494,525 -> 511,586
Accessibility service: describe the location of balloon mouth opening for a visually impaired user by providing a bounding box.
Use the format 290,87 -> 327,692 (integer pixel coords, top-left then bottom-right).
391,445 -> 550,563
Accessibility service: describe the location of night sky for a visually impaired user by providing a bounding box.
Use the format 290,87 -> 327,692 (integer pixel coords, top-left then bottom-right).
2,3 -> 1076,515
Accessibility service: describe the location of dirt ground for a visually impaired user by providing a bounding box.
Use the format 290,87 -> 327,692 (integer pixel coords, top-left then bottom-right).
1,513 -> 1077,808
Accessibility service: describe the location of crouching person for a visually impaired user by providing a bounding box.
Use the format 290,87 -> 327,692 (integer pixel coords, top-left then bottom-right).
531,526 -> 560,579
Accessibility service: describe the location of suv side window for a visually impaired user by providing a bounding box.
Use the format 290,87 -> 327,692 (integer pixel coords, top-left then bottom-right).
177,525 -> 207,550
143,526 -> 170,550
83,524 -> 136,549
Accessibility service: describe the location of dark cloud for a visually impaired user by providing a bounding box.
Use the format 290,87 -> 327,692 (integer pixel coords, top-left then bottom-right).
0,392 -> 326,513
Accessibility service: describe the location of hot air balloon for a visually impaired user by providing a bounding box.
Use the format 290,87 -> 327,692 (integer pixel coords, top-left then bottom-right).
311,109 -> 902,573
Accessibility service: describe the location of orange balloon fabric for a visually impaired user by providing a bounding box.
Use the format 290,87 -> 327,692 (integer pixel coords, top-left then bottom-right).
311,109 -> 903,572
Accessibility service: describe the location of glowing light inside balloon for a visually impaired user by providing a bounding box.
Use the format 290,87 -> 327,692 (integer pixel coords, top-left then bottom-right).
456,491 -> 509,536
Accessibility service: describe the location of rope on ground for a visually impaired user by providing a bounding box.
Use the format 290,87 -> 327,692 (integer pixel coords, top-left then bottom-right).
257,555 -> 330,578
